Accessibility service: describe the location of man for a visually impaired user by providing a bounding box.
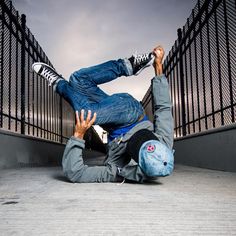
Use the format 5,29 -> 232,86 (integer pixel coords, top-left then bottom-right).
32,45 -> 174,183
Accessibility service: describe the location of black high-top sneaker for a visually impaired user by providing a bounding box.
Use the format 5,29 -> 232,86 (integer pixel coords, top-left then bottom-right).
128,52 -> 154,75
32,62 -> 63,86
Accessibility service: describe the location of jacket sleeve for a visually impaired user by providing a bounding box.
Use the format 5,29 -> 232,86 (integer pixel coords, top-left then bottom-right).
119,162 -> 148,183
62,136 -> 119,183
152,75 -> 174,149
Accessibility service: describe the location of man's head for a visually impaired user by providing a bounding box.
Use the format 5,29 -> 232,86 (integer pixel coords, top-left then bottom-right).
126,129 -> 174,177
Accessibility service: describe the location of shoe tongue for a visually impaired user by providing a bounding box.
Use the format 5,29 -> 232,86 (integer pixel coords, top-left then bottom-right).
38,66 -> 44,75
128,55 -> 135,67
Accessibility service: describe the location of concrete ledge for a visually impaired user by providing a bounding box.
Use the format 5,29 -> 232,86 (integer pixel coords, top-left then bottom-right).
0,129 -> 65,169
174,124 -> 236,172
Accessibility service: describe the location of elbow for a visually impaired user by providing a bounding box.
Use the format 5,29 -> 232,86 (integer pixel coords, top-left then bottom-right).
64,169 -> 84,183
62,162 -> 83,183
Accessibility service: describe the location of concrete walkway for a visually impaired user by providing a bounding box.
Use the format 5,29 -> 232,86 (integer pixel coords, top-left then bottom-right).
0,164 -> 236,235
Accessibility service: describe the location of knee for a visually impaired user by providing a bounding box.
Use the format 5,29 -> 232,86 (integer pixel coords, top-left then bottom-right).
69,69 -> 88,84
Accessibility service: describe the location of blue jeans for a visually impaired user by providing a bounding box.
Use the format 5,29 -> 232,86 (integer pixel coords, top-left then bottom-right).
55,59 -> 144,130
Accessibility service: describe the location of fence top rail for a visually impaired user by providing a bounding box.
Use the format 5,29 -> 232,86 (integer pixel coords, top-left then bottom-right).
164,0 -> 223,71
175,123 -> 236,142
1,0 -> 53,66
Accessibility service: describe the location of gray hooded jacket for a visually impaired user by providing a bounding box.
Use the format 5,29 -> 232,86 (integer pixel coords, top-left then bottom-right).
62,75 -> 174,183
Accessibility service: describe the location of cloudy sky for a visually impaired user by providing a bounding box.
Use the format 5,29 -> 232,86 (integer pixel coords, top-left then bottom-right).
12,0 -> 196,101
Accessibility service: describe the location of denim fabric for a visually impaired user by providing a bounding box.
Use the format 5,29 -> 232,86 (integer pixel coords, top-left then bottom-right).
55,59 -> 144,130
139,140 -> 174,177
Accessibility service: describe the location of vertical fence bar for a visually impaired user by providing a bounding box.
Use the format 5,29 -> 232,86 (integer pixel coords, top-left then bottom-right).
8,1 -> 12,130
177,28 -> 186,136
46,73 -> 49,140
20,14 -> 26,135
53,93 -> 55,141
206,3 -> 215,128
15,11 -> 19,132
57,96 -> 59,142
172,65 -> 179,136
173,62 -> 177,137
199,2 -> 208,130
49,88 -> 53,140
0,3 -> 4,128
32,38 -> 35,135
183,27 -> 190,134
60,97 -> 63,143
46,85 -> 48,140
214,0 -> 224,126
168,66 -> 174,135
55,94 -> 57,141
39,48 -> 43,138
223,0 -> 234,123
175,49 -> 181,137
188,18 -> 195,133
27,29 -> 30,135
43,53 -> 46,139
36,43 -> 39,137
192,9 -> 201,132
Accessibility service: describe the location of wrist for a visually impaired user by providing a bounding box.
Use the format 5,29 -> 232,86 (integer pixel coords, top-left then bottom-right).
154,64 -> 163,76
73,132 -> 84,140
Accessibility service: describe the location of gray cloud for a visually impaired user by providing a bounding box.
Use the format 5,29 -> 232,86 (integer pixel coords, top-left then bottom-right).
12,0 -> 196,100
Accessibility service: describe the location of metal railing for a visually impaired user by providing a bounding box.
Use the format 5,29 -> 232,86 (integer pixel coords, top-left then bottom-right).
142,0 -> 236,138
0,0 -> 74,143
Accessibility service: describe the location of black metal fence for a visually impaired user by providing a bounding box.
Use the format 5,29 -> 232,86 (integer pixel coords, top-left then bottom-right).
142,0 -> 236,138
0,0 -> 74,143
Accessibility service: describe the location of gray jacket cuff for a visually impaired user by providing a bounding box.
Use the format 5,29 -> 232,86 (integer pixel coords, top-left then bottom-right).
69,136 -> 85,148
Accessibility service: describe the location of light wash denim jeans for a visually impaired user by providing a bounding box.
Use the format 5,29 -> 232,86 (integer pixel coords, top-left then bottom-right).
55,59 -> 144,131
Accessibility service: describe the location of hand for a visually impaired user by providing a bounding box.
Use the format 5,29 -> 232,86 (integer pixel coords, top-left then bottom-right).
152,45 -> 165,76
73,110 -> 97,139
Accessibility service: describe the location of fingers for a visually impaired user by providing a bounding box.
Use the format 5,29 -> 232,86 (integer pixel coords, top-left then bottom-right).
153,45 -> 164,56
86,110 -> 92,123
153,45 -> 163,51
77,109 -> 96,127
88,112 -> 97,127
75,111 -> 80,126
80,109 -> 85,123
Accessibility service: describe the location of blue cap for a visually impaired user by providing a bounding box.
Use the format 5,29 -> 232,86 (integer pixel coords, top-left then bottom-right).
139,140 -> 174,177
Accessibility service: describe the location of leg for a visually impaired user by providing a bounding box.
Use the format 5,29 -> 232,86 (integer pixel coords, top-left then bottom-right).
55,58 -> 143,128
67,59 -> 132,103
66,52 -> 155,102
56,79 -> 144,128
32,54 -> 153,128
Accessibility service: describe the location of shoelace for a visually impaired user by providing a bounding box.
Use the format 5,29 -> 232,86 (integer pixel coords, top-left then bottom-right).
134,53 -> 150,65
41,67 -> 58,86
117,178 -> 125,186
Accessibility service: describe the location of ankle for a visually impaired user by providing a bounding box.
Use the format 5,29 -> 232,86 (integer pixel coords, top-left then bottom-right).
123,58 -> 133,76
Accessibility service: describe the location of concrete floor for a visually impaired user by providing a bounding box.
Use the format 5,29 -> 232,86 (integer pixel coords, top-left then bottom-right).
0,164 -> 236,236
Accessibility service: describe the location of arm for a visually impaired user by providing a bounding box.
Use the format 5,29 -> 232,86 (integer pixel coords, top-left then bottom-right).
151,46 -> 174,149
62,110 -> 119,183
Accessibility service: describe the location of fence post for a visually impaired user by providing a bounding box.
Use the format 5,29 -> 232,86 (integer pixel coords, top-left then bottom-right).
20,14 -> 26,134
177,28 -> 187,136
59,97 -> 63,143
0,1 -> 4,129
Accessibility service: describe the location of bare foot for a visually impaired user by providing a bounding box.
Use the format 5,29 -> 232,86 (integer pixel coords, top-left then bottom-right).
152,45 -> 165,75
